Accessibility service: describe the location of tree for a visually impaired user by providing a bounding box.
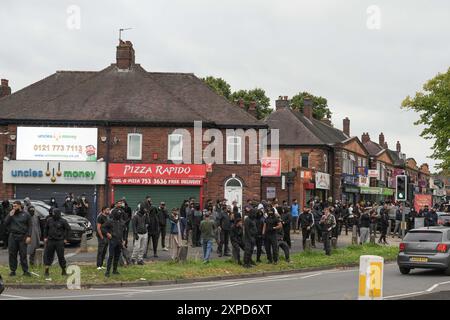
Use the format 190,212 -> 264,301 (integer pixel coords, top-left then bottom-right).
402,68 -> 450,171
230,88 -> 272,120
201,76 -> 231,100
290,92 -> 332,120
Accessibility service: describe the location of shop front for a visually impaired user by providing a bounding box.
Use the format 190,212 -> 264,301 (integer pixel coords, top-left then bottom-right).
342,174 -> 360,205
2,160 -> 106,222
108,163 -> 207,210
315,171 -> 330,204
359,186 -> 395,203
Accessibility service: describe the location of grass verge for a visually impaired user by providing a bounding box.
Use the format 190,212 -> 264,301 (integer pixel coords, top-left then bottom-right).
0,244 -> 399,286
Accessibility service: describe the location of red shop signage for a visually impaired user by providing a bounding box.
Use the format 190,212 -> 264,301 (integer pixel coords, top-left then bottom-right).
109,164 -> 206,185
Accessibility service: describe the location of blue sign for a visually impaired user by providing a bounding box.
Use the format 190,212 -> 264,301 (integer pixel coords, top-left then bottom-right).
11,169 -> 43,178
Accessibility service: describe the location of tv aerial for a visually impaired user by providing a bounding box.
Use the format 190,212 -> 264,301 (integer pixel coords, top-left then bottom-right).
119,27 -> 133,41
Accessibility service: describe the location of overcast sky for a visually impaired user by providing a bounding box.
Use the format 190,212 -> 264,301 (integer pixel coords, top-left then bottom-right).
1,0 -> 448,172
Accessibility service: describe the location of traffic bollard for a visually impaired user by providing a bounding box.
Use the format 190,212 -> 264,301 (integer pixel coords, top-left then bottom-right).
34,248 -> 44,266
352,225 -> 358,245
80,233 -> 88,253
358,255 -> 384,300
331,237 -> 337,249
304,239 -> 311,252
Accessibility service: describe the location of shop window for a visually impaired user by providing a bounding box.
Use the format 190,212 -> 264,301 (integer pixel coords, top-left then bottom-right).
168,134 -> 183,161
127,133 -> 142,160
226,136 -> 242,162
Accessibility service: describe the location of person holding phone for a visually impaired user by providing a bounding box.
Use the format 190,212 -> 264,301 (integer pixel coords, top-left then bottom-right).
4,201 -> 32,277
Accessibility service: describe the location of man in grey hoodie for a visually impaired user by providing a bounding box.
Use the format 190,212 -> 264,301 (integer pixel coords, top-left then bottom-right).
131,206 -> 150,265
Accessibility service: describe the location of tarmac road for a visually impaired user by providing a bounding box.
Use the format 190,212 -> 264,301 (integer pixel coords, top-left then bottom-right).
2,263 -> 450,300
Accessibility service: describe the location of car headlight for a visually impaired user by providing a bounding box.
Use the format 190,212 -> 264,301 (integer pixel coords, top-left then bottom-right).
87,221 -> 92,228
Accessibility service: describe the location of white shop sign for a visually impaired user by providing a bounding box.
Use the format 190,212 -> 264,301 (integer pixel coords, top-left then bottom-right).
16,127 -> 98,161
3,160 -> 106,185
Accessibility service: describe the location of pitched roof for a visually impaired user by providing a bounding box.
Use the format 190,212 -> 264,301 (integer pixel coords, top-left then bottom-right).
0,64 -> 264,128
363,140 -> 383,156
265,107 -> 349,146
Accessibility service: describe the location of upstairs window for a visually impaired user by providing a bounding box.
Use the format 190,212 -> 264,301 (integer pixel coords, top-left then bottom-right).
226,136 -> 242,162
127,133 -> 142,160
168,134 -> 183,161
301,153 -> 309,168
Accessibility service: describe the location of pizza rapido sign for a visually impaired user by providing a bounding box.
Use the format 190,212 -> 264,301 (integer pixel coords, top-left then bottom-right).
16,127 -> 98,161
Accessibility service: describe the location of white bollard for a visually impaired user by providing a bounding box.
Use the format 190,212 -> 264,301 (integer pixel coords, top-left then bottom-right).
358,255 -> 384,300
79,233 -> 88,253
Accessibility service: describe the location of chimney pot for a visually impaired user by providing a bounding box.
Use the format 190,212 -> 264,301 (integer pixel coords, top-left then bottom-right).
275,96 -> 290,110
343,117 -> 350,136
361,132 -> 370,144
116,40 -> 135,70
303,97 -> 313,119
379,132 -> 385,146
0,78 -> 11,98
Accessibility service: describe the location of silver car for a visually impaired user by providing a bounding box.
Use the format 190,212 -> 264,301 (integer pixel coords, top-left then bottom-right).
397,226 -> 450,275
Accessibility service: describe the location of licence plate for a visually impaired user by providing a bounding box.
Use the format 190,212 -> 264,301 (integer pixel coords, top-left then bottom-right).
410,257 -> 428,262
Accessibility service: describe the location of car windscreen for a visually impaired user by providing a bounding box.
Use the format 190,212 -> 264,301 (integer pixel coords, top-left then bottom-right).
404,231 -> 443,242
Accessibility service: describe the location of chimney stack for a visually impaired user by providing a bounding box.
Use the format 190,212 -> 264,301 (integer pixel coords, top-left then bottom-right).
116,40 -> 135,70
248,101 -> 258,118
0,79 -> 11,98
396,141 -> 401,153
379,132 -> 385,147
384,141 -> 388,149
303,97 -> 313,120
361,132 -> 370,144
343,117 -> 350,136
237,98 -> 245,109
275,95 -> 290,110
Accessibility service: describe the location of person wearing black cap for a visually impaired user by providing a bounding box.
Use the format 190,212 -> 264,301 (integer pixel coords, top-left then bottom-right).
43,208 -> 70,277
102,205 -> 127,277
4,201 -> 32,276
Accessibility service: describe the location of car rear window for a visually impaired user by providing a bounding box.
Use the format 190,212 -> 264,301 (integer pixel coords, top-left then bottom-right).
404,231 -> 443,242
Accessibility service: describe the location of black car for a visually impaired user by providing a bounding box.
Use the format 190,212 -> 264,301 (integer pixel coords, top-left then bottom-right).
8,199 -> 93,245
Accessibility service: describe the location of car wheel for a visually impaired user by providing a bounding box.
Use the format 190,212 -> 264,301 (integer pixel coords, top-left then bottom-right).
399,267 -> 411,275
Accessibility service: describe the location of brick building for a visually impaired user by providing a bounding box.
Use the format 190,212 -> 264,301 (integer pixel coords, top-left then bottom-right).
0,40 -> 266,223
263,96 -> 370,208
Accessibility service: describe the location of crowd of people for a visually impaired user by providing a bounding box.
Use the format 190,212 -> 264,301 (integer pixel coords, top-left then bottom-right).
0,193 -> 448,279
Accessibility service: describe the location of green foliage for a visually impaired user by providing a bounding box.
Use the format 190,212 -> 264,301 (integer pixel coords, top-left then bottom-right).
402,68 -> 450,171
230,88 -> 272,120
290,92 -> 332,120
201,76 -> 232,100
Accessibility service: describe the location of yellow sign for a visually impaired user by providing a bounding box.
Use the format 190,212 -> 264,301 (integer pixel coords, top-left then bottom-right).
369,262 -> 382,298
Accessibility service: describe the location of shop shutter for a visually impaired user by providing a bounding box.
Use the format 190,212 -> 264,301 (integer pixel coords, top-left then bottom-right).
15,184 -> 96,218
114,185 -> 200,212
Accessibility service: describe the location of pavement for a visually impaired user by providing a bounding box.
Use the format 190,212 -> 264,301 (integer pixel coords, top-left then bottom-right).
0,230 -> 404,265
2,262 -> 450,300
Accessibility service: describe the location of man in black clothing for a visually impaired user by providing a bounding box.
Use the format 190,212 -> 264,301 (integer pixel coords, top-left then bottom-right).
157,202 -> 169,251
4,201 -> 32,277
319,207 -> 337,256
217,203 -> 232,257
102,208 -> 127,277
230,218 -> 245,265
280,205 -> 292,248
76,194 -> 89,218
277,226 -> 291,262
121,198 -> 132,248
312,206 -> 323,243
0,200 -> 11,249
299,207 -> 315,250
243,209 -> 257,268
96,206 -> 110,270
263,208 -> 282,264
143,198 -> 160,258
43,208 -> 70,277
63,193 -> 76,214
254,206 -> 265,263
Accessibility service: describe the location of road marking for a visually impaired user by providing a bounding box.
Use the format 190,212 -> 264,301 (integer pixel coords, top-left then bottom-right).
384,291 -> 426,299
426,280 -> 450,292
301,273 -> 323,279
0,293 -> 30,299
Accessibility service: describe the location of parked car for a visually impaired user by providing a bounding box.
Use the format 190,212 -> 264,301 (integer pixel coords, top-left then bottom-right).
397,226 -> 450,275
8,199 -> 93,245
437,213 -> 450,226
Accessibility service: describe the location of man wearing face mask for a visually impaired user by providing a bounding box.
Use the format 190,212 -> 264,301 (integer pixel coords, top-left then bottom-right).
4,201 -> 32,276
27,206 -> 41,266
102,201 -> 127,277
76,194 -> 89,218
49,197 -> 58,209
43,208 -> 70,277
63,194 -> 75,214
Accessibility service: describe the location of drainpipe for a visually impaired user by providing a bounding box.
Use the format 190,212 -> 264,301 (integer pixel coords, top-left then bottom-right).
105,124 -> 111,207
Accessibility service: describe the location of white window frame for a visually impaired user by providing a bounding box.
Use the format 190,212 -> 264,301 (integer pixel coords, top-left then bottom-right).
226,136 -> 242,162
168,134 -> 183,161
127,133 -> 142,160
